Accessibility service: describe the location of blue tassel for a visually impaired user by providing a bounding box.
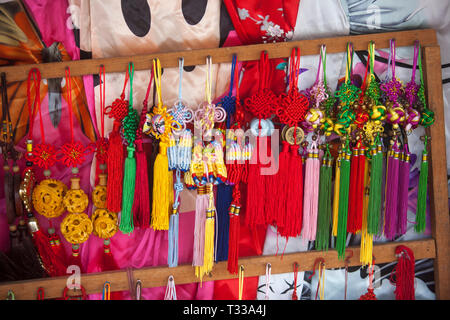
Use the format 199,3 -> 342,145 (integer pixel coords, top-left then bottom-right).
168,169 -> 183,267
215,183 -> 233,261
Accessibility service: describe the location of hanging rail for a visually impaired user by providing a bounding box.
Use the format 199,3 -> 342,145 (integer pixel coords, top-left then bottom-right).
0,239 -> 435,300
0,29 -> 438,81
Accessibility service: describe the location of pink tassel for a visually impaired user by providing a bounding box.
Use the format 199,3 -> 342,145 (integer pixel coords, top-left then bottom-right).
301,142 -> 320,241
192,187 -> 209,266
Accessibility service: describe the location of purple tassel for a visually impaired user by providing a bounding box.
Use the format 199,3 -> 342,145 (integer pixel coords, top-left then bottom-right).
397,149 -> 410,235
384,145 -> 400,240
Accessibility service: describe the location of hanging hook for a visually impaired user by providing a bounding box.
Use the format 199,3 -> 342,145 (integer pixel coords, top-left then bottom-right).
308,257 -> 325,279
345,249 -> 354,265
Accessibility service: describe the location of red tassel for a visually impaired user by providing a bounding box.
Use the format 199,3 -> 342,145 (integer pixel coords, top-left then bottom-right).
274,141 -> 291,230
278,144 -> 303,238
132,139 -> 150,228
390,245 -> 415,300
245,137 -> 265,228
30,226 -> 66,277
107,121 -> 124,213
347,146 -> 359,233
227,202 -> 241,275
355,145 -> 366,232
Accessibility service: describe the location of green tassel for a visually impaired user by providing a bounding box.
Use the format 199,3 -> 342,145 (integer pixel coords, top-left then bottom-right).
120,146 -> 136,234
336,145 -> 351,260
367,139 -> 383,235
415,137 -> 429,233
315,150 -> 333,251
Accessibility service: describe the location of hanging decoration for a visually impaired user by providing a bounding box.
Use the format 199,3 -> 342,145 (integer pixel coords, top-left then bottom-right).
273,48 -> 307,240
59,67 -> 94,271
90,66 -> 120,277
25,68 -> 67,277
390,245 -> 416,300
168,58 -> 193,268
226,58 -> 251,275
334,43 -> 360,260
132,69 -> 153,229
192,56 -> 226,282
215,55 -> 238,262
414,41 -> 434,233
2,72 -> 46,280
143,58 -> 178,231
104,68 -> 130,214
244,51 -> 277,229
119,62 -> 139,234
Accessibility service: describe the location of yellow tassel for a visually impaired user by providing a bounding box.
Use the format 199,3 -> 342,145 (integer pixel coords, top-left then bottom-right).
238,265 -> 244,300
360,158 -> 373,266
332,151 -> 341,237
318,262 -> 325,300
195,185 -> 215,284
151,143 -> 173,230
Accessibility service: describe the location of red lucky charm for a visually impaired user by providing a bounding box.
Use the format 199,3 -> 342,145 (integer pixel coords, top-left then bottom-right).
58,68 -> 94,272
244,51 -> 278,120
26,68 -> 67,277
104,68 -> 130,213
273,47 -> 307,241
276,48 -> 309,126
244,51 -> 278,230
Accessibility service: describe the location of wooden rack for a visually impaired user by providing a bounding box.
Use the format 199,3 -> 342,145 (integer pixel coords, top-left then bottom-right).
0,28 -> 448,300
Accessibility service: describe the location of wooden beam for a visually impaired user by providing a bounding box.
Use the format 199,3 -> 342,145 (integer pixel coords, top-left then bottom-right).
0,29 -> 437,82
422,45 -> 450,300
0,239 -> 435,300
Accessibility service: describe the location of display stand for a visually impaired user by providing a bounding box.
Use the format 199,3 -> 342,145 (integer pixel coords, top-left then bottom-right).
0,28 -> 448,300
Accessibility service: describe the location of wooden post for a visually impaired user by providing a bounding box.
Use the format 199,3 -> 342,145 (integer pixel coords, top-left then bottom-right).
422,45 -> 450,300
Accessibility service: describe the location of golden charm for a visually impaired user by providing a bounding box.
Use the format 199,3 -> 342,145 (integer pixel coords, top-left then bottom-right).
91,208 -> 118,239
60,212 -> 93,244
32,179 -> 67,218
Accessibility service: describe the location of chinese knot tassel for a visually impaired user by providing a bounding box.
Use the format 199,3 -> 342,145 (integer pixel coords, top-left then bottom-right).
332,151 -> 341,237
132,102 -> 151,228
151,142 -> 173,230
384,144 -> 400,240
368,139 -> 383,235
301,142 -> 320,241
106,121 -> 124,213
397,147 -> 410,236
315,152 -> 333,251
415,137 -> 429,233
193,185 -> 208,267
336,144 -> 351,260
391,245 -> 415,300
196,186 -> 216,283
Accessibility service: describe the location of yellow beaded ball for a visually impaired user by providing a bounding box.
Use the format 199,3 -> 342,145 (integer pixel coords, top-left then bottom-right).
32,179 -> 68,218
60,212 -> 93,244
91,208 -> 118,239
63,189 -> 89,213
92,185 -> 107,209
